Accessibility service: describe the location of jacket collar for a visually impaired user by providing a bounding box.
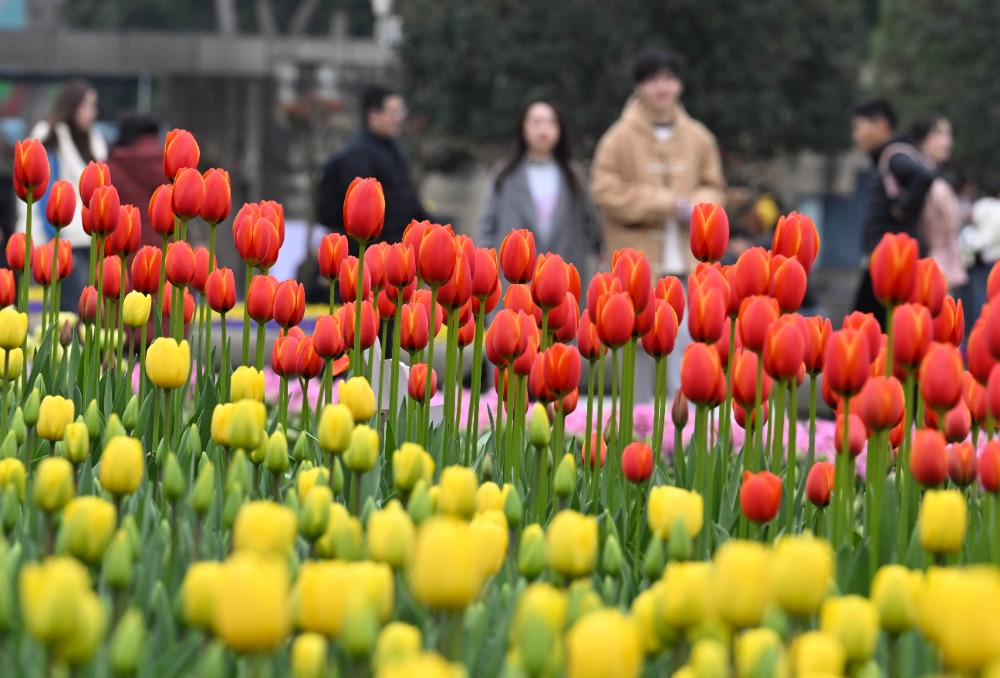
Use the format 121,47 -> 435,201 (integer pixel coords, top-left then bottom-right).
620,96 -> 693,140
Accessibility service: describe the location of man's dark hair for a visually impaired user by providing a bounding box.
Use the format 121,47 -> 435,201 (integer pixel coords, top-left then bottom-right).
360,84 -> 397,124
851,97 -> 898,131
633,48 -> 686,85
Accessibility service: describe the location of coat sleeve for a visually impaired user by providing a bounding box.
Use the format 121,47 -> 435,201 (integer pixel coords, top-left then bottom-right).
476,173 -> 501,250
574,167 -> 605,255
590,130 -> 675,227
690,133 -> 727,206
316,149 -> 375,231
887,151 -> 936,221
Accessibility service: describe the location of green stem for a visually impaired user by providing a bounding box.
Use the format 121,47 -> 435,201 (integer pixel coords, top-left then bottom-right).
49,228 -> 62,383
771,381 -> 787,472
592,351 -> 606,511
723,318 -> 736,451
442,309 -> 459,453
353,240 -> 368,375
242,261 -> 252,366
116,261 -> 126,372
495,365 -> 506,483
464,308 -> 485,466
139,323 -> 148,403
607,347 -> 619,501
255,319 -> 266,370
219,313 -> 228,402
280,377 -> 289,432
694,404 -> 709,557
390,298 -> 404,448
884,304 -> 894,378
750,354 -> 764,472
898,370 -> 915,559
375,320 -> 389,433
19,193 -> 33,315
786,378 -> 798,535
584,360 -> 596,504
423,286 -> 438,446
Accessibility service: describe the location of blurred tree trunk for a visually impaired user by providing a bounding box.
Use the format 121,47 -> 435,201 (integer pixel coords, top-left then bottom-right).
290,0 -> 322,35
214,0 -> 238,34
256,0 -> 278,35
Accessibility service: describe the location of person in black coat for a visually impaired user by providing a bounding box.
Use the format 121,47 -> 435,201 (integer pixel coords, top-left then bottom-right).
850,97 -> 937,327
317,85 -> 431,256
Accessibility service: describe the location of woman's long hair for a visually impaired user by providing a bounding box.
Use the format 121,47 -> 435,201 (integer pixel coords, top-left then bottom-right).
42,80 -> 97,163
908,112 -> 948,146
494,98 -> 581,196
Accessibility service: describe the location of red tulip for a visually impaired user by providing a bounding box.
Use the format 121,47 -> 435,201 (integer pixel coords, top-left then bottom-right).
511,319 -> 539,377
550,293 -> 580,343
472,247 -> 499,299
191,248 -> 215,294
740,470 -> 782,523
30,244 -> 64,286
596,292 -> 634,349
802,316 -> 832,375
919,342 -> 963,412
835,413 -> 867,457
734,400 -> 768,430
585,272 -> 618,323
988,365 -> 1000,422
555,388 -> 578,416
170,167 -> 205,221
722,264 -> 743,317
841,311 -> 882,361
732,349 -> 773,407
160,282 -> 195,326
925,401 -> 971,444
339,256 -> 372,303
295,336 -> 325,380
622,441 -> 654,483
233,215 -> 280,270
131,246 -> 162,295
962,372 -> 987,425
504,283 -> 541,325
567,263 -> 581,302
247,274 -> 278,323
400,303 -> 430,354
78,161 -> 110,208
692,262 -> 732,311
689,202 -> 729,263
45,180 -> 76,228
892,303 -> 933,371
200,168 -> 232,224
313,314 -> 344,360
581,433 -> 607,469
499,228 -> 535,284
339,301 -> 379,350
473,279 -> 501,317
772,211 -> 820,275
870,232 -> 918,306
205,267 -> 236,314
738,295 -> 780,354
823,329 -> 871,397
769,255 -> 807,313
259,201 -> 285,247
856,375 -> 905,432
273,280 -> 305,328
89,185 -> 121,236
12,139 -> 49,202
612,249 -> 652,315
947,442 -> 977,487
980,441 -> 1000,494
109,204 -> 141,257
412,288 -> 443,336
632,287 -> 656,337
5,233 -> 30,273
271,333 -> 300,377
532,253 -> 569,310
578,313 -> 605,362
318,232 -> 350,281
968,320 -> 995,385
377,289 -> 396,320
163,129 -> 200,179
687,275 -> 726,344
655,275 -> 686,323
366,242 -> 388,293
457,315 -> 476,348
641,299 -> 678,358
437,250 -> 472,311
343,177 -> 385,242
990,261 -> 1000,302
681,342 -> 723,405
165,242 -> 196,288
540,343 -> 581,397
933,296 -> 964,346
805,461 -> 835,507
0,269 -> 14,308
763,315 -> 805,381
408,363 -> 437,402
734,246 -> 770,299
713,317 -> 734,368
416,224 -> 457,287
528,357 -> 553,403
909,258 -> 946,316
148,184 -> 176,238
97,255 -> 122,298
78,286 -> 98,323
909,429 -> 948,488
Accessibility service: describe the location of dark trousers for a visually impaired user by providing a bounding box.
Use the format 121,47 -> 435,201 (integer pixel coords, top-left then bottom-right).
852,269 -> 887,331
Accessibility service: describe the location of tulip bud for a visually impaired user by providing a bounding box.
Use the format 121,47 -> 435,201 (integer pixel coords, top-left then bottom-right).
58,496 -> 117,565
518,524 -> 547,580
331,457 -> 345,494
528,403 -> 551,448
553,453 -> 576,500
226,449 -> 251,496
299,486 -> 333,541
666,518 -> 693,562
341,596 -> 379,658
407,481 -> 433,525
482,452 -> 495,483
37,395 -> 75,442
103,414 -> 126,447
109,609 -> 146,676
23,389 -> 39,427
317,404 -> 354,455
437,466 -> 478,518
292,429 -> 312,463
61,421 -> 90,466
503,485 -> 524,530
642,536 -> 665,580
0,432 -> 16,461
189,461 -> 215,516
220,484 -> 244,531
343,425 -> 379,474
100,436 -> 144,497
10,409 -> 25,445
918,489 -> 967,555
197,641 -> 228,678
122,291 -> 151,329
33,456 -> 74,513
601,534 -> 624,578
161,453 -> 185,503
264,430 -> 289,475
1,486 -> 20,534
102,530 -> 134,590
291,633 -> 328,678
339,377 -> 377,423
122,396 -> 139,433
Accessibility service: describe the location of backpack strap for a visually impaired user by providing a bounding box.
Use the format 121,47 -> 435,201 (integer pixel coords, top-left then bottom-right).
878,142 -> 930,200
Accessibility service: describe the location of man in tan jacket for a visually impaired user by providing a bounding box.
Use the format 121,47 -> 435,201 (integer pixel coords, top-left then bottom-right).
591,48 -> 726,406
591,48 -> 726,277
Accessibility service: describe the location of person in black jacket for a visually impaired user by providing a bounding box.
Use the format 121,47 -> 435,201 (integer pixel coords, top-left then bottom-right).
850,97 -> 937,327
316,85 -> 431,256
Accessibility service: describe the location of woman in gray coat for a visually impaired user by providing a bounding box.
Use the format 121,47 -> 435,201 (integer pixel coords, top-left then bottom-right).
478,99 -> 604,289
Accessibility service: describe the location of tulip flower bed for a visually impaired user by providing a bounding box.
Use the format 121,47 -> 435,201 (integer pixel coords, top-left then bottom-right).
4,134 -> 1000,678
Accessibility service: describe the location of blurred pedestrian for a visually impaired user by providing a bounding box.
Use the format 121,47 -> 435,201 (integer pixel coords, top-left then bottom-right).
107,111 -> 164,253
479,98 -> 603,290
18,80 -> 108,311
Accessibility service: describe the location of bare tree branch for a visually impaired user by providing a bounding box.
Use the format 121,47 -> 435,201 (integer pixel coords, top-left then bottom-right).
256,0 -> 279,36
289,0 -> 323,35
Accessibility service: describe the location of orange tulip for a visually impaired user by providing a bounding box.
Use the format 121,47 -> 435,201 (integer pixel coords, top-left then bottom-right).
655,275 -> 686,323
734,246 -> 770,299
835,413 -> 868,457
805,461 -> 835,507
416,223 -> 457,287
78,160 -> 111,208
581,433 -> 607,469
909,258 -> 946,316
31,242 -> 72,286
384,242 -> 416,290
892,303 -> 933,370
641,299 -> 678,358
511,316 -> 539,377
499,228 -> 535,284
989,261 -> 1000,302
823,329 -> 871,397
596,292 -> 634,349
259,200 -> 285,246
680,342 -> 723,405
532,253 -> 570,310
919,342 -> 963,413
722,264 -> 743,317
97,255 -> 122,298
772,211 -> 820,275
612,248 -> 652,315
271,333 -> 300,377
762,315 -> 805,382
437,250 -> 472,311
313,314 -> 344,360
713,316 -> 734,368
802,315 -> 832,375
932,296 -> 964,346
578,312 -> 604,362
842,311 -> 882,362
910,429 -> 948,487
988,365 -> 1000,421
295,336 -> 324,380
738,295 -> 780,354
0,269 -> 14,308
967,321 -> 995,386
45,180 -> 76,228
734,400 -> 768,430
412,289 -> 443,336
399,302 -> 430,354
12,138 -> 49,202
856,375 -> 904,432
170,167 -> 205,220
5,233 -> 30,273
632,287 -> 655,337
78,285 -> 98,323
246,274 -> 278,323
200,168 -> 232,225
472,247 -> 499,300
234,215 -> 280,270
567,263 -> 581,302
769,255 -> 807,313
732,348 -> 773,407
540,343 -> 581,397
131,246 -> 161,295
549,292 -> 579,341
692,262 -> 732,310
339,301 -> 379,351
457,314 -> 476,348
148,184 -> 176,238
947,442 -> 977,488
689,202 -> 729,263
687,275 -> 726,344
342,177 -> 385,242
317,232 -> 349,281
408,363 -> 437,402
205,267 -> 236,314
622,441 -> 654,483
339,256 -> 372,304
160,282 -> 195,326
273,280 -> 305,329
163,129 -> 200,179
191,247 -> 216,294
108,204 -> 141,258
869,232 -> 918,306
980,441 -> 1000,494
740,470 -> 782,523
88,185 -> 121,236
926,401 -> 971,444
165,242 -> 196,288
585,272 -> 619,323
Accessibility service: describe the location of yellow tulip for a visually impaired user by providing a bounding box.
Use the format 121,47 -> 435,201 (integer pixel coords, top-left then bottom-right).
769,533 -> 834,617
314,502 -> 363,560
19,556 -> 92,644
374,622 -> 422,671
476,481 -> 511,513
145,338 -> 191,389
99,436 -> 144,497
565,609 -> 642,678
61,421 -> 89,465
230,366 -> 265,402
712,540 -> 771,630
366,500 -> 416,570
871,565 -> 922,633
630,583 -> 664,656
225,399 -> 266,451
343,424 -> 379,473
545,510 -> 598,580
376,651 -> 467,678
647,485 -> 703,540
689,639 -> 731,678
793,631 -> 844,676
510,583 -> 568,645
819,595 -> 879,663
919,489 -> 967,555
0,307 -> 28,350
0,347 -> 23,380
211,403 -> 234,447
471,509 -> 508,578
182,561 -> 223,629
213,553 -> 290,654
299,486 -> 333,541
436,465 -> 478,518
54,589 -> 105,666
392,442 -> 431,492
928,567 -> 1000,672
658,561 -> 712,630
33,456 -> 75,512
122,291 -> 151,329
60,496 -> 117,565
410,517 -> 485,610
339,376 -> 376,422
735,628 -> 788,678
232,501 -> 297,558
317,403 -> 354,454
296,465 -> 330,502
293,560 -> 394,636
37,395 -> 75,442
0,457 -> 26,501
291,633 -> 328,678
